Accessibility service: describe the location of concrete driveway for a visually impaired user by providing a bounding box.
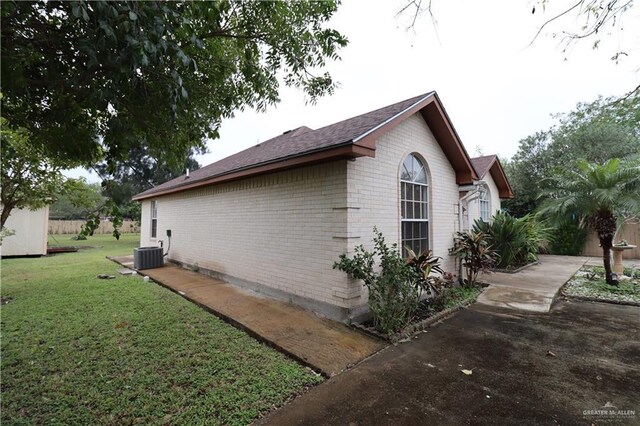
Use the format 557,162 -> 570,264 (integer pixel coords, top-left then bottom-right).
260,301 -> 640,425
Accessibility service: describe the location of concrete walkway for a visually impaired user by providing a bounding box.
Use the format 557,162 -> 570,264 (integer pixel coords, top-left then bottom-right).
108,256 -> 384,377
477,255 -> 590,313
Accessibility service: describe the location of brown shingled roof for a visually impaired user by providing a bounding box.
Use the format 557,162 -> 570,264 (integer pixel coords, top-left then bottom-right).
134,92 -> 479,201
471,155 -> 514,199
471,155 -> 496,178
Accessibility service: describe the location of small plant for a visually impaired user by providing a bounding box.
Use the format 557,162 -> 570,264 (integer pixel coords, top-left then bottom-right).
71,234 -> 87,241
623,267 -> 640,279
405,247 -> 444,296
584,271 -> 599,281
334,228 -> 429,334
449,231 -> 498,286
428,272 -> 457,311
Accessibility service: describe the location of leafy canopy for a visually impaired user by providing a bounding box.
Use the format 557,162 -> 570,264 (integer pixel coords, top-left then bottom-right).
1,0 -> 348,170
538,158 -> 640,227
95,146 -> 200,209
50,178 -> 105,220
0,116 -> 64,228
503,93 -> 640,217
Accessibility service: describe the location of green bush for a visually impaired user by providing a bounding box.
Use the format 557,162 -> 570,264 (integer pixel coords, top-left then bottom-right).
548,218 -> 588,255
333,228 -> 442,334
473,212 -> 551,269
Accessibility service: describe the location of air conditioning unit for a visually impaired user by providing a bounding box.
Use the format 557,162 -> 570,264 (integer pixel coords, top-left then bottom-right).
133,246 -> 164,270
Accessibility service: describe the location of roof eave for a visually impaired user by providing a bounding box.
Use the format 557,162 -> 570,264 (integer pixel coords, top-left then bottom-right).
133,143 -> 374,201
354,92 -> 478,185
488,159 -> 514,199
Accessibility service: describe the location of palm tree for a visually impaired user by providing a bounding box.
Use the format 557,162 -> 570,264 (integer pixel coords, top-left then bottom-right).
538,158 -> 640,284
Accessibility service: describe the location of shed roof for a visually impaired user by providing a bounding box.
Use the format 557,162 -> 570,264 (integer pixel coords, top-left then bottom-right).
134,92 -> 479,200
471,155 -> 514,199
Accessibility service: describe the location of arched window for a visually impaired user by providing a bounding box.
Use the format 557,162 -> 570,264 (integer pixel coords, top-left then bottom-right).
479,189 -> 490,222
400,154 -> 429,257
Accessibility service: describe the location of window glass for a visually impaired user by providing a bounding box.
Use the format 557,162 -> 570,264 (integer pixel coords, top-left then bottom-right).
400,154 -> 429,257
151,200 -> 158,238
480,190 -> 490,222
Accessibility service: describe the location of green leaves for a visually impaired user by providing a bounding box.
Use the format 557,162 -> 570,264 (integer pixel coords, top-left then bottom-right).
504,93 -> 640,218
449,231 -> 498,286
1,0 -> 347,171
0,116 -> 65,228
473,212 -> 551,269
334,227 -> 433,334
538,157 -> 640,282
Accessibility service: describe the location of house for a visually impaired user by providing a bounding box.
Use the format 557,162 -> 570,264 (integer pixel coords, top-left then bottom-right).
133,92 -> 513,321
461,154 -> 512,230
1,207 -> 49,257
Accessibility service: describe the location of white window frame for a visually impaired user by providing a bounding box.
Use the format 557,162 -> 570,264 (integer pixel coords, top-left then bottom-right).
400,154 -> 429,257
479,190 -> 491,222
150,200 -> 158,239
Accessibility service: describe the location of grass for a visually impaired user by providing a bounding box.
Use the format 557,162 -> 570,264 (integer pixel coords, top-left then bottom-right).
443,286 -> 482,309
564,265 -> 640,304
1,234 -> 321,425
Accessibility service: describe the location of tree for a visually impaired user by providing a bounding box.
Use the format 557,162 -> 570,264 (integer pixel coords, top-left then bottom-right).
502,132 -> 554,217
538,158 -> 640,284
0,117 -> 64,229
50,178 -> 105,220
1,1 -> 347,170
503,93 -> 640,217
94,146 -> 200,220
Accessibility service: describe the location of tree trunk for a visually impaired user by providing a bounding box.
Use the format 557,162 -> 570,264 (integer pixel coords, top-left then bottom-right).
601,235 -> 615,285
0,202 -> 16,229
595,210 -> 617,285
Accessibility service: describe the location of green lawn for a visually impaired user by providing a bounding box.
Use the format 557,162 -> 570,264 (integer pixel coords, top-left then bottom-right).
1,234 -> 321,425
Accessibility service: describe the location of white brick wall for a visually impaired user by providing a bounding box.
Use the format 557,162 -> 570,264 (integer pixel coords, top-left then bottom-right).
466,173 -> 502,227
346,113 -> 461,284
140,161 -> 354,309
139,112 -> 476,317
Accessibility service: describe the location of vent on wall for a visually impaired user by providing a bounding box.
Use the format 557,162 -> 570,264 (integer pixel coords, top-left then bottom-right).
133,247 -> 164,270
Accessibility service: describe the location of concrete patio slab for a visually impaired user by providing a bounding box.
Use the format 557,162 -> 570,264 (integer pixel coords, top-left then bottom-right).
108,255 -> 384,377
477,255 -> 590,312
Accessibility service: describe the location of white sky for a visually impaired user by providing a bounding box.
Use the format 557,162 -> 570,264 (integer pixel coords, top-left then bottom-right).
69,0 -> 640,182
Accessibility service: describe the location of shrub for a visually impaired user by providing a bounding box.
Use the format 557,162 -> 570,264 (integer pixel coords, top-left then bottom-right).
473,212 -> 551,269
548,218 -> 588,255
333,228 -> 442,334
427,272 -> 457,311
449,231 -> 497,286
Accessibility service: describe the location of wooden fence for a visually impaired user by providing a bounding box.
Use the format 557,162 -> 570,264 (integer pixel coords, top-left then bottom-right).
582,221 -> 640,259
48,220 -> 140,235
